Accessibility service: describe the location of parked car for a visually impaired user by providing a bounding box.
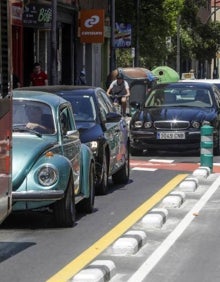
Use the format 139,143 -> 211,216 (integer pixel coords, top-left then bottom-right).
130,82 -> 220,155
16,86 -> 130,195
180,79 -> 220,89
12,90 -> 95,227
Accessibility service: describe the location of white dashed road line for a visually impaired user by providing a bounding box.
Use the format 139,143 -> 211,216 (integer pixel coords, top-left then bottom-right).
132,167 -> 157,171
149,159 -> 174,163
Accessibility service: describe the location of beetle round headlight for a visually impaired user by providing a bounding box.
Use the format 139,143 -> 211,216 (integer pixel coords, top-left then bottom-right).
37,166 -> 58,186
192,121 -> 200,129
144,121 -> 152,128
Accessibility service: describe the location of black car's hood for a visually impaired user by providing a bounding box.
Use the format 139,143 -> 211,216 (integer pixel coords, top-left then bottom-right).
76,121 -> 104,143
134,106 -> 217,122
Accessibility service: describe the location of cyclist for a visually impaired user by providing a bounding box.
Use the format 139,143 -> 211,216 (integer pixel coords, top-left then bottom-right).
106,73 -> 130,116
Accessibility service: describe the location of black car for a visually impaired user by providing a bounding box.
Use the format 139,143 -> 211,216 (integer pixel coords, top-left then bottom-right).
130,82 -> 220,155
18,86 -> 130,195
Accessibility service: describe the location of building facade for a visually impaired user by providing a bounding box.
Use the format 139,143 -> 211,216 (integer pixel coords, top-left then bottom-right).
10,0 -> 111,88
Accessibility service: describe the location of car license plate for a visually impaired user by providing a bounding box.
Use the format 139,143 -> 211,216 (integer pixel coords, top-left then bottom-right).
157,131 -> 185,139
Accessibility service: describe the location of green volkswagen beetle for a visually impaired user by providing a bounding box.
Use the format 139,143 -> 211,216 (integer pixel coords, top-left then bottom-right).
12,90 -> 95,227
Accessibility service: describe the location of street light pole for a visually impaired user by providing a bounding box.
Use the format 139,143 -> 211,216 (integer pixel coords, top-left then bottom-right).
213,0 -> 220,78
51,0 -> 57,84
176,15 -> 181,75
110,0 -> 115,72
135,0 -> 140,67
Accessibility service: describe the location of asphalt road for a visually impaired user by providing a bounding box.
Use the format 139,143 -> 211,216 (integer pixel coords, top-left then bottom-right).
0,151 -> 220,282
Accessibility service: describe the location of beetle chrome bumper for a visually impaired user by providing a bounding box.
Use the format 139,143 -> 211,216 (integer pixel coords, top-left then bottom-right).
12,190 -> 64,201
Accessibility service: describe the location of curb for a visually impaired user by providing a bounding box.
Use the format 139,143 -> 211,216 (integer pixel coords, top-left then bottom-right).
70,166 -> 215,282
177,177 -> 199,192
161,191 -> 186,208
192,166 -> 211,178
110,230 -> 147,255
71,260 -> 116,282
141,208 -> 168,228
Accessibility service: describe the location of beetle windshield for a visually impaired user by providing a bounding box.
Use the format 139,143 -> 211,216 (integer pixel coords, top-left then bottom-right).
13,100 -> 55,134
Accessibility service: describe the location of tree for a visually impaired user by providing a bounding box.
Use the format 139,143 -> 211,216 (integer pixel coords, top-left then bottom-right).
115,0 -> 220,76
115,0 -> 184,68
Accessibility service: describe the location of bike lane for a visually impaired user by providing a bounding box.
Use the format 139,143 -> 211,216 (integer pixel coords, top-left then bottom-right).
141,173 -> 220,282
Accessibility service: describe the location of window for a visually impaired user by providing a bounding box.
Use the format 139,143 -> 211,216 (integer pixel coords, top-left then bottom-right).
13,100 -> 55,134
60,107 -> 73,135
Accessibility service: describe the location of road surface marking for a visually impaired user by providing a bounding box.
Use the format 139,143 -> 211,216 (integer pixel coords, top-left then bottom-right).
132,167 -> 157,171
127,175 -> 220,282
130,160 -> 220,173
46,174 -> 187,282
149,159 -> 174,163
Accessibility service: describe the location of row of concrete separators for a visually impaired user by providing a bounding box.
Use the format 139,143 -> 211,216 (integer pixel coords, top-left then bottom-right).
71,166 -> 219,282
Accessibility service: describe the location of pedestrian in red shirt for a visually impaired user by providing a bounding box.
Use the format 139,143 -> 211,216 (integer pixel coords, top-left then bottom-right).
30,62 -> 48,86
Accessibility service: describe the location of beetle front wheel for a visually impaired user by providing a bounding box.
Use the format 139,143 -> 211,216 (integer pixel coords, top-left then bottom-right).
77,162 -> 95,213
53,175 -> 75,227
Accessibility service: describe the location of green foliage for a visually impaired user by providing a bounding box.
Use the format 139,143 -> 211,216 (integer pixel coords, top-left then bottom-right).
192,21 -> 220,62
115,0 -> 184,68
114,0 -> 220,70
115,49 -> 133,68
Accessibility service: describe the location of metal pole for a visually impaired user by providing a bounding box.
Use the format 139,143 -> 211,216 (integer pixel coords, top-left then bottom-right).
131,47 -> 135,67
110,0 -> 115,72
213,0 -> 217,78
135,0 -> 140,67
176,15 -> 181,75
51,0 -> 57,85
82,43 -> 86,72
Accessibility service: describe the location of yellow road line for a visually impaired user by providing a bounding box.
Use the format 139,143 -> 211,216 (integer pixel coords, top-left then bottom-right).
47,174 -> 187,282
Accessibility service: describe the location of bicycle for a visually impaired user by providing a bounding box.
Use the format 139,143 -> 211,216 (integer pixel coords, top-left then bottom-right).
109,92 -> 128,116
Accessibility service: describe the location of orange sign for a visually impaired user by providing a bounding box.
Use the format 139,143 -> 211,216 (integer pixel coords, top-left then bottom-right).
80,9 -> 104,43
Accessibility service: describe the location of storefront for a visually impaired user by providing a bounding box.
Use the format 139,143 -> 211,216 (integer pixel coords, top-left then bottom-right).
22,0 -> 78,86
11,0 -> 23,87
